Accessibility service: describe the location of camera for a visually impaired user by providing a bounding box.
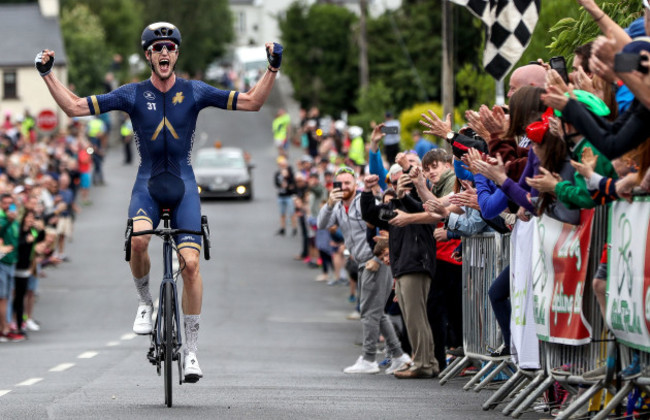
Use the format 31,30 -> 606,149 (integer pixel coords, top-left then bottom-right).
614,53 -> 649,74
549,56 -> 570,84
379,207 -> 398,221
380,125 -> 399,135
332,181 -> 342,190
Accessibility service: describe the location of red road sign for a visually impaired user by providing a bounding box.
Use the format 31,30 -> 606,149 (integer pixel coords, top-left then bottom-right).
37,109 -> 58,132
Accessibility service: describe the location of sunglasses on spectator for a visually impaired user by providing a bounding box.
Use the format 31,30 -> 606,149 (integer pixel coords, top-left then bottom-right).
335,166 -> 355,177
149,42 -> 178,53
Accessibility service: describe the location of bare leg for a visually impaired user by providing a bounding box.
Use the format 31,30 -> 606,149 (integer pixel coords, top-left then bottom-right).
179,248 -> 202,315
593,277 -> 607,322
129,220 -> 152,279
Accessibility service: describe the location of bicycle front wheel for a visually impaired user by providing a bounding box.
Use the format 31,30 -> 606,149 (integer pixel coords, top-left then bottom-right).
163,282 -> 174,407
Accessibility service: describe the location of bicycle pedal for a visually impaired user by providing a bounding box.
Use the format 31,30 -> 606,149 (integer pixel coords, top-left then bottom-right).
184,374 -> 200,384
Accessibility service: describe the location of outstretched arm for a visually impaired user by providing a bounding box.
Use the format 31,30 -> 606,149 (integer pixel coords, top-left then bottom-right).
236,42 -> 282,111
37,50 -> 91,117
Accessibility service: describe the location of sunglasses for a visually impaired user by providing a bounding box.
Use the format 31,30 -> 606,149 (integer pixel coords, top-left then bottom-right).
335,166 -> 355,177
149,42 -> 178,53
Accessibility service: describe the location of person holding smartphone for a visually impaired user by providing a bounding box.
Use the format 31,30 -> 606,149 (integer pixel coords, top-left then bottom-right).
318,167 -> 412,375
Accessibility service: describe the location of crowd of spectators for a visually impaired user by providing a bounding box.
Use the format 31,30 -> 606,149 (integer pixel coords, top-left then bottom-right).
0,110 -> 108,342
274,0 -> 650,410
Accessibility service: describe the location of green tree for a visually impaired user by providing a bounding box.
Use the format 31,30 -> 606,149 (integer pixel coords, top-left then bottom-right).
61,0 -> 144,83
60,3 -> 111,96
279,2 -> 359,115
140,0 -> 234,77
548,0 -> 643,58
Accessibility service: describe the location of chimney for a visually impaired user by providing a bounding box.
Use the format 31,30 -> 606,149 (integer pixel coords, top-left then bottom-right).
39,0 -> 60,18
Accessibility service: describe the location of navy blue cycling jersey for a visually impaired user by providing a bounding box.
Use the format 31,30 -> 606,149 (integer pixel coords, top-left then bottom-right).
87,77 -> 238,251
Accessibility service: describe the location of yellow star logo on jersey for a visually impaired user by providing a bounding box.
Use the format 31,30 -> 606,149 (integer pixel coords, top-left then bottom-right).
172,91 -> 184,105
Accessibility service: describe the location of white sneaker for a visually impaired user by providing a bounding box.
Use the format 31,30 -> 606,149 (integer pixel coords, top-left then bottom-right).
343,356 -> 380,374
346,310 -> 361,321
183,352 -> 203,383
385,353 -> 413,375
132,303 -> 153,335
25,319 -> 40,332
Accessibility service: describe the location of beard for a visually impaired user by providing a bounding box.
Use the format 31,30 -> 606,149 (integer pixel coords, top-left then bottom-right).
342,189 -> 355,201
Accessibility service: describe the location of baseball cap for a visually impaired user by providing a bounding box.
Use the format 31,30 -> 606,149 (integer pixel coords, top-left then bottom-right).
625,17 -> 646,37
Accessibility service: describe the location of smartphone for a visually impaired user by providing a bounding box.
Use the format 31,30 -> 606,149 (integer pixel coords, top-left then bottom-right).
380,125 -> 399,135
614,53 -> 649,74
8,204 -> 16,212
549,56 -> 570,84
332,181 -> 342,190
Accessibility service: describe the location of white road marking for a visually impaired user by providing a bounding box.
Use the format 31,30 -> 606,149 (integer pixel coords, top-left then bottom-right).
106,341 -> 120,347
0,390 -> 11,397
77,351 -> 98,359
49,363 -> 75,372
16,378 -> 43,386
120,333 -> 137,340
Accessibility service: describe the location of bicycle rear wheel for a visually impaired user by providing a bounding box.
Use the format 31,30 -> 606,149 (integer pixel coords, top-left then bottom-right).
163,282 -> 173,407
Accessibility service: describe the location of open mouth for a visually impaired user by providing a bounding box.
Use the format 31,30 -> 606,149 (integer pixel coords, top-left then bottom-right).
159,59 -> 170,72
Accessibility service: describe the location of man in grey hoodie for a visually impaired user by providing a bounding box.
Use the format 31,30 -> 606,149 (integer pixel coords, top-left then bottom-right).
318,167 -> 411,375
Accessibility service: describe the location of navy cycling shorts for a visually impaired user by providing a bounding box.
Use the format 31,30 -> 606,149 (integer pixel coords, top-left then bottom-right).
128,178 -> 202,253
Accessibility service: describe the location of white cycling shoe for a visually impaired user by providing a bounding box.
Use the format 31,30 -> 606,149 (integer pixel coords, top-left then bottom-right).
184,352 -> 203,383
132,303 -> 153,335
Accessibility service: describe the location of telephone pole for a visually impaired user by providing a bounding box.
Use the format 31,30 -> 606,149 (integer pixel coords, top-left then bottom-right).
442,0 -> 454,130
359,0 -> 369,89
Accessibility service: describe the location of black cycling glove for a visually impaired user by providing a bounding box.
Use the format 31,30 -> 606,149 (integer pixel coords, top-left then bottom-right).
267,43 -> 283,69
35,51 -> 54,76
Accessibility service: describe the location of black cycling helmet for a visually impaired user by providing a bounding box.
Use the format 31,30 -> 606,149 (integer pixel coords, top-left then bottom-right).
141,22 -> 181,51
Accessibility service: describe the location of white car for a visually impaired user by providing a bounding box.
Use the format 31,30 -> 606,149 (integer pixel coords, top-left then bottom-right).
193,146 -> 254,200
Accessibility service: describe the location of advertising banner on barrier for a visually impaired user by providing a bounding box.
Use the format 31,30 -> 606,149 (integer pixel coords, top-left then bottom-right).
532,211 -> 594,345
510,220 -> 540,369
607,198 -> 650,352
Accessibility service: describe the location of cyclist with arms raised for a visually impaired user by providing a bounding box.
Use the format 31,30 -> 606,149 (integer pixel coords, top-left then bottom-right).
35,22 -> 283,383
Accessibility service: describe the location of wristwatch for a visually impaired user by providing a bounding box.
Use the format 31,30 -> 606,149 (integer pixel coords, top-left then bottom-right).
446,131 -> 456,142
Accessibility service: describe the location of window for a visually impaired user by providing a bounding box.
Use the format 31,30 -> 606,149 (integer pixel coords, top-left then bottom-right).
238,11 -> 246,34
3,71 -> 16,99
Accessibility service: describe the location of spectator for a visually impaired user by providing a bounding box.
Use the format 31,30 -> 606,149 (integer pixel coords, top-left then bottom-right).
12,210 -> 44,335
272,108 -> 291,155
361,149 -> 442,378
0,193 -> 21,341
318,166 -> 412,375
413,130 -> 437,160
274,156 -> 297,236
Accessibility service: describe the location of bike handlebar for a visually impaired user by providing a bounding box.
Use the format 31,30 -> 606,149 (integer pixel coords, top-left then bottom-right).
125,215 -> 211,262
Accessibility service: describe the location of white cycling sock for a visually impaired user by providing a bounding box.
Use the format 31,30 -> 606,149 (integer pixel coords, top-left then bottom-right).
133,274 -> 153,305
184,314 -> 200,355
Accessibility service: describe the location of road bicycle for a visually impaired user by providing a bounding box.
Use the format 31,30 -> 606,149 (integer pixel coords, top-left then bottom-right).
124,209 -> 210,407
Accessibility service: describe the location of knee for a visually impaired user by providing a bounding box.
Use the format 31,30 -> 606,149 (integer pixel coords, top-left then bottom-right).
131,235 -> 150,255
593,278 -> 606,296
181,252 -> 200,281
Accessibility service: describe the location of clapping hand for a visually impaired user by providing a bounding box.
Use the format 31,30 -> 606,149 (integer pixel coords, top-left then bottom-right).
420,109 -> 452,139
479,104 -> 509,137
471,152 -> 507,185
525,167 -> 562,192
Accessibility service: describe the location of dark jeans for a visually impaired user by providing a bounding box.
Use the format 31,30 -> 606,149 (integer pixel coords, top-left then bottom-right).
13,275 -> 28,331
385,143 -> 400,166
488,265 -> 511,348
298,215 -> 308,258
319,250 -> 332,274
440,260 -> 463,349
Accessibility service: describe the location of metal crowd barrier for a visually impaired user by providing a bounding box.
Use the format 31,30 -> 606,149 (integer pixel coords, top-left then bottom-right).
439,231 -> 513,390
440,204 -> 650,418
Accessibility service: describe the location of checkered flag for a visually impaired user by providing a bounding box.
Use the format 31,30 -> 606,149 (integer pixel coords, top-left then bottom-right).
448,0 -> 540,81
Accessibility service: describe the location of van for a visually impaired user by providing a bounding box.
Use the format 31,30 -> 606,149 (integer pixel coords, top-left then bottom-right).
233,46 -> 269,91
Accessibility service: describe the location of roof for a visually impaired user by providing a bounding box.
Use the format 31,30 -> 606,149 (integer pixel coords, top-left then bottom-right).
0,4 -> 67,67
